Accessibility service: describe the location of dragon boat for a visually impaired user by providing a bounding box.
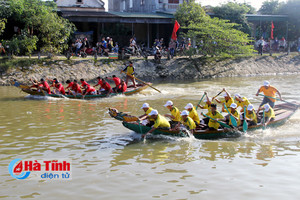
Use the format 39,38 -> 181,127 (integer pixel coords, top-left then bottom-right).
109,102 -> 299,140
11,80 -> 151,99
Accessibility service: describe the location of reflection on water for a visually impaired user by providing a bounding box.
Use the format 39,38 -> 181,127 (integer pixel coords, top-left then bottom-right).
1,74 -> 300,199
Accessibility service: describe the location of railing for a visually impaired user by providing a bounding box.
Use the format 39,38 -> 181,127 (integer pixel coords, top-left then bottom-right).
167,3 -> 179,10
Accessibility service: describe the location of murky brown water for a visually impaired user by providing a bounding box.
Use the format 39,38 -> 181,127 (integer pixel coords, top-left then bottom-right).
1,75 -> 300,199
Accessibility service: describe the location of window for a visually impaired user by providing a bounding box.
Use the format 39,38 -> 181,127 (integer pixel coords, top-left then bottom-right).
141,0 -> 145,6
76,0 -> 83,4
168,0 -> 179,3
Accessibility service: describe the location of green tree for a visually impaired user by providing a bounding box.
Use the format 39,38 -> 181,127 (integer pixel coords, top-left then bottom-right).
259,0 -> 282,14
212,2 -> 252,35
175,1 -> 254,58
277,0 -> 300,41
174,0 -> 207,27
0,0 -> 76,55
0,18 -> 6,36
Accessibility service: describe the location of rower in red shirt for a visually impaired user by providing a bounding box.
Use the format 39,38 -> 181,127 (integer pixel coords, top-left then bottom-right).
54,80 -> 66,95
80,78 -> 90,95
99,78 -> 112,96
47,78 -> 58,88
93,76 -> 103,88
39,78 -> 51,94
107,75 -> 121,93
30,78 -> 42,89
82,85 -> 96,98
72,80 -> 82,95
65,80 -> 73,94
119,79 -> 127,94
80,78 -> 90,88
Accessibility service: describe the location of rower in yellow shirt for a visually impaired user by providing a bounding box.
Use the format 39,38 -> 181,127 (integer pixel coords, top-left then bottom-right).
255,80 -> 282,108
184,103 -> 200,125
257,104 -> 275,126
234,93 -> 251,112
164,100 -> 181,126
175,110 -> 196,134
244,104 -> 257,126
197,92 -> 212,125
225,103 -> 241,126
138,103 -> 154,126
213,88 -> 234,112
201,104 -> 225,130
142,110 -> 170,138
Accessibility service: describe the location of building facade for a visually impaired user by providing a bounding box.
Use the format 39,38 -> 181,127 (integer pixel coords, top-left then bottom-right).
56,0 -> 105,11
108,0 -> 184,13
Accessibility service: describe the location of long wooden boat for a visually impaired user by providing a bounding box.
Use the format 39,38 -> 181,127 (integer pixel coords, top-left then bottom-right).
11,80 -> 151,99
109,102 -> 299,140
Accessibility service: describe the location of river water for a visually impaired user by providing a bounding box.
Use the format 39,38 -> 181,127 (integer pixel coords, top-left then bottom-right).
1,75 -> 300,199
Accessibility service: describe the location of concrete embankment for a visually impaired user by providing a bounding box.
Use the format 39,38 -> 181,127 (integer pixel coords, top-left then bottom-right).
0,54 -> 300,86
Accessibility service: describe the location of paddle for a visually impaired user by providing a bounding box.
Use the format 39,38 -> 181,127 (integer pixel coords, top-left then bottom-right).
121,71 -> 161,93
224,104 -> 238,127
202,113 -> 232,129
195,93 -> 206,110
258,94 -> 299,107
213,90 -> 223,99
262,109 -> 266,130
243,107 -> 248,132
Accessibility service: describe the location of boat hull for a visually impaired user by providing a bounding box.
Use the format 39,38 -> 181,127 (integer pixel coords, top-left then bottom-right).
12,81 -> 151,99
119,102 -> 299,140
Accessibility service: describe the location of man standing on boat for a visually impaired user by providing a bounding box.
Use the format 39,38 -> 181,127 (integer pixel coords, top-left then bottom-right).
256,81 -> 282,108
121,61 -> 136,88
163,100 -> 181,127
142,110 -> 170,138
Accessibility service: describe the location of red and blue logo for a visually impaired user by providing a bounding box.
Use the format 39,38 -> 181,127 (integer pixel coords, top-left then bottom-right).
8,159 -> 31,179
8,158 -> 72,180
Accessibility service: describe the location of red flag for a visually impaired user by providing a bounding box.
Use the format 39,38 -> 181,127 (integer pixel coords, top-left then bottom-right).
171,20 -> 180,41
271,21 -> 274,39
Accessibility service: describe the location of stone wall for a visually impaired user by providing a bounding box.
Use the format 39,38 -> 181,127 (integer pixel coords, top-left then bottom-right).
0,55 -> 299,86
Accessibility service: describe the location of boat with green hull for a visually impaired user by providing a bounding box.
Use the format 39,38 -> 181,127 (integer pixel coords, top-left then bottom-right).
109,102 -> 299,140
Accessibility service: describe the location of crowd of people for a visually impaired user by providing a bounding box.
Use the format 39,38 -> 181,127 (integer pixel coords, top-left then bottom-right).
28,61 -> 139,98
138,81 -> 282,138
71,36 -> 119,57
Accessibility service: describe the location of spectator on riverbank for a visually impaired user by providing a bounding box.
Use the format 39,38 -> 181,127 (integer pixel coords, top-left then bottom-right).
0,43 -> 6,56
169,39 -> 176,58
257,37 -> 264,55
74,39 -> 82,56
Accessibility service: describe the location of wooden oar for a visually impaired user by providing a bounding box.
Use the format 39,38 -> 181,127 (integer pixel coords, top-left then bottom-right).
121,71 -> 161,93
195,93 -> 206,110
243,107 -> 248,132
213,90 -> 223,99
258,94 -> 299,107
224,104 -> 238,127
202,113 -> 231,129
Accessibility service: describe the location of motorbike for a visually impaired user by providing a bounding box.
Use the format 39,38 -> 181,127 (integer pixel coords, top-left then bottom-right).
154,47 -> 162,64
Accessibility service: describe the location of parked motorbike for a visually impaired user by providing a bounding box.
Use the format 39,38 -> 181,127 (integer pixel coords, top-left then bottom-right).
154,47 -> 162,64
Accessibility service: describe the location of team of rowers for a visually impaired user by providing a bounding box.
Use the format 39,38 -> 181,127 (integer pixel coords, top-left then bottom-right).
29,62 -> 137,98
139,81 -> 282,137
